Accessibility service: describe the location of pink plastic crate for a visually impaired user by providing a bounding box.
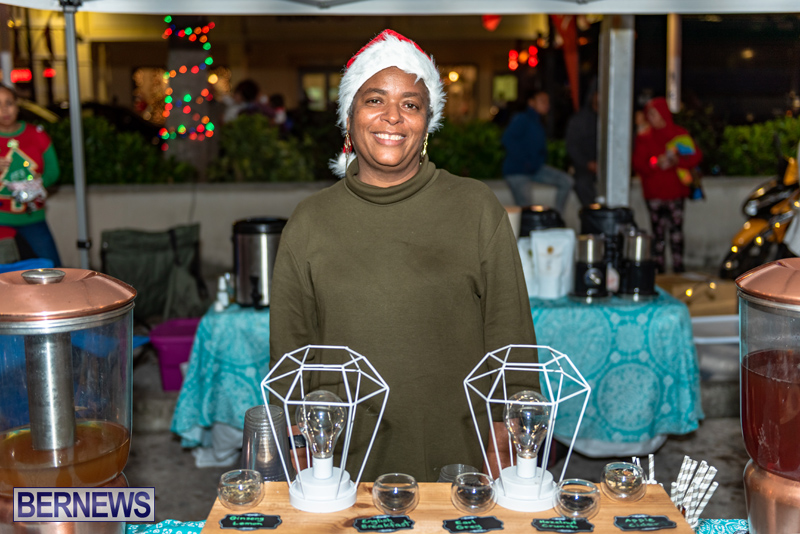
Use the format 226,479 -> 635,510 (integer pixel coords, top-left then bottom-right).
150,318 -> 201,391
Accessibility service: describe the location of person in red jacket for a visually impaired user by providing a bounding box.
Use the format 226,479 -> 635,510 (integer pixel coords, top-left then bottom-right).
632,97 -> 702,273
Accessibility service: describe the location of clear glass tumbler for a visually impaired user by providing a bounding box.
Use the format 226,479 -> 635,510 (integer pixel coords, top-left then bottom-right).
554,478 -> 600,519
450,472 -> 496,514
602,461 -> 646,502
217,469 -> 264,511
372,473 -> 420,515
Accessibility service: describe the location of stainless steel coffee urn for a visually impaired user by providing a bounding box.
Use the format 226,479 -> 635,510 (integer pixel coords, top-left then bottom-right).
233,217 -> 287,309
619,230 -> 658,300
570,234 -> 607,302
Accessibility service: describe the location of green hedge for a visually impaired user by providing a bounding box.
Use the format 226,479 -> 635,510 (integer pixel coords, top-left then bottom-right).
717,116 -> 800,176
206,114 -> 314,183
43,116 -> 196,185
41,112 -> 800,185
426,119 -> 567,179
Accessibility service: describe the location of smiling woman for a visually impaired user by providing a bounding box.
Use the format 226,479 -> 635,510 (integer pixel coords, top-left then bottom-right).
347,67 -> 429,186
268,30 -> 538,483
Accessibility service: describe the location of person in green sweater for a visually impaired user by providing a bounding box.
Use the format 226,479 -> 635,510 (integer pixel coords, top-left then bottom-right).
269,30 -> 537,483
0,84 -> 61,266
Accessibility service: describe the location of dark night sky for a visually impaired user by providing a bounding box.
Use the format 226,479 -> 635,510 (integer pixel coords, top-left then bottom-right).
634,14 -> 800,124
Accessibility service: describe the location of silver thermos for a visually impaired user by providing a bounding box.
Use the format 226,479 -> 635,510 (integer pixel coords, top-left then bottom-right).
233,217 -> 287,309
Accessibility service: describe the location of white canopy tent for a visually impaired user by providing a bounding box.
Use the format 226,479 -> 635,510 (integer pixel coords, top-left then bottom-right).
5,0 -> 800,15
0,0 -> 797,268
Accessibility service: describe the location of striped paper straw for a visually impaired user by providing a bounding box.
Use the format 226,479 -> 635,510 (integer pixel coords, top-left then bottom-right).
670,481 -> 679,506
672,456 -> 691,506
648,453 -> 655,483
681,480 -> 697,516
689,481 -> 719,525
678,459 -> 697,499
692,466 -> 718,515
687,461 -> 709,497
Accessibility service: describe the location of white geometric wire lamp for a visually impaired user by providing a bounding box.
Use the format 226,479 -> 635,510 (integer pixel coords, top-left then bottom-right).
262,345 -> 390,513
463,344 -> 591,513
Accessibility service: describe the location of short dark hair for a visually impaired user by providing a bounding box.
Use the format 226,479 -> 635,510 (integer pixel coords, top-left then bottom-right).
526,89 -> 547,102
269,93 -> 285,108
0,83 -> 18,100
234,80 -> 259,103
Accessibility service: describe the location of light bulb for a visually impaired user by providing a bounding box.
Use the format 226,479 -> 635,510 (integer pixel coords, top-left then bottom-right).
503,390 -> 551,478
295,390 -> 347,479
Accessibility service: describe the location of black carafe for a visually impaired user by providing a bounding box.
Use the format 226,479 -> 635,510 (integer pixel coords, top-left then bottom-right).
570,234 -> 608,302
619,230 -> 658,300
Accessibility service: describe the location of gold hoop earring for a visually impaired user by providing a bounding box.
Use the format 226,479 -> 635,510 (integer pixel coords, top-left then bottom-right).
420,134 -> 429,161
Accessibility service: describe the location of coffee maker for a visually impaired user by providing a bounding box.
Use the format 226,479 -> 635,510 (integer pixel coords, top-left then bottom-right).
0,268 -> 136,534
737,259 -> 800,533
571,234 -> 607,302
618,230 -> 658,300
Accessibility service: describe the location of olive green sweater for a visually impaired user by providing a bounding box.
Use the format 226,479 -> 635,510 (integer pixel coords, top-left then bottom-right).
269,157 -> 536,482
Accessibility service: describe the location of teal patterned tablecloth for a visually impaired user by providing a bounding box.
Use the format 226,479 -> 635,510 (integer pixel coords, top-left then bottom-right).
530,289 -> 704,451
124,518 -> 749,533
171,305 -> 271,451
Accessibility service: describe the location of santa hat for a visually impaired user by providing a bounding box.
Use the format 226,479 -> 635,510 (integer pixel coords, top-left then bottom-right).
330,29 -> 446,177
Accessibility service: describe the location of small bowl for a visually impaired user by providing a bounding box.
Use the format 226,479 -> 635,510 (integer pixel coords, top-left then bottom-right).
602,462 -> 646,502
554,478 -> 600,519
217,469 -> 264,511
372,473 -> 420,515
450,472 -> 496,514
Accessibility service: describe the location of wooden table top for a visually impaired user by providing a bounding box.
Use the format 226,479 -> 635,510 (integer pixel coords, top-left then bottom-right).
201,481 -> 694,533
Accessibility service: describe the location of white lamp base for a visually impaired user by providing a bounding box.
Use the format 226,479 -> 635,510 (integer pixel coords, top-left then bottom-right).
494,465 -> 556,512
289,467 -> 357,513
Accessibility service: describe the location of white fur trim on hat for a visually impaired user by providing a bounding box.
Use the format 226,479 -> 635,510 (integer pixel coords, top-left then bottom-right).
329,29 -> 446,178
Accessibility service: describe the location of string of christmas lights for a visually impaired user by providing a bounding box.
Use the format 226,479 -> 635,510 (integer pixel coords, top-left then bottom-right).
159,16 -> 216,150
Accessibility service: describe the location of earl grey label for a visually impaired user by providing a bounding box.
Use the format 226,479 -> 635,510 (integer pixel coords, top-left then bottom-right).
220,513 -> 282,530
614,515 -> 677,531
353,515 -> 415,532
443,515 -> 504,533
533,517 -> 595,532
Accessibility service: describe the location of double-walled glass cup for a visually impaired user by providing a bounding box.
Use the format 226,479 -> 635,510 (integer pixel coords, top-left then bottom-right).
372,473 -> 420,515
554,478 -> 600,519
217,469 -> 264,511
450,472 -> 496,514
602,462 -> 646,502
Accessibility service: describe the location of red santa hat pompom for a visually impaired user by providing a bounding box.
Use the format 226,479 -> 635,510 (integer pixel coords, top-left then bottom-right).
330,29 -> 446,177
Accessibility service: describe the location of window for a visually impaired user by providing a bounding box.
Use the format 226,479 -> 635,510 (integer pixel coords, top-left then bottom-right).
440,65 -> 477,123
301,70 -> 341,111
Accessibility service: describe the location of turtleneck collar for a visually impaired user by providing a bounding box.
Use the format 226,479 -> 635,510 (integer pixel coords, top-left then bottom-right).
344,156 -> 439,205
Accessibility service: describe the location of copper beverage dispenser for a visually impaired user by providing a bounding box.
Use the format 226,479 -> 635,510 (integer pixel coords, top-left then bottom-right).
0,268 -> 136,534
737,259 -> 800,533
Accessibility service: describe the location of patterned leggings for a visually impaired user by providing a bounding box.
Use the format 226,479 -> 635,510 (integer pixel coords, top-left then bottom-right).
646,198 -> 685,274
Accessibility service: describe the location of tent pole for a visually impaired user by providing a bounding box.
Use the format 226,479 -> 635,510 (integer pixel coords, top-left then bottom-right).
597,14 -> 635,208
667,13 -> 682,113
61,0 -> 90,269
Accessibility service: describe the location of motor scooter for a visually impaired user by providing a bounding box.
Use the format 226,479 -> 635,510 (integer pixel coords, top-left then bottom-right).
719,140 -> 799,279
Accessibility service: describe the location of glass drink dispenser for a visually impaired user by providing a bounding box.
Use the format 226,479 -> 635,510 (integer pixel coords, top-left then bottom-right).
737,259 -> 800,533
0,269 -> 135,533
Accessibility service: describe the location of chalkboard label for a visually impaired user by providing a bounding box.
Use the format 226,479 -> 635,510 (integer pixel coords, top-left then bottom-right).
532,517 -> 595,532
443,515 -> 504,533
220,513 -> 282,530
352,515 -> 414,532
613,515 -> 677,531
